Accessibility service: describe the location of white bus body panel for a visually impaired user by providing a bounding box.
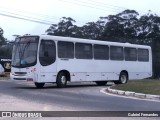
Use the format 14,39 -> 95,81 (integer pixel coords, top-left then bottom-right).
39,61 -> 57,83
10,35 -> 152,83
57,58 -> 152,82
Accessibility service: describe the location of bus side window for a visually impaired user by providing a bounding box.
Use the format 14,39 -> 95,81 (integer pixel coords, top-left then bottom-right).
110,46 -> 124,60
94,44 -> 109,60
39,40 -> 56,66
138,48 -> 149,62
58,41 -> 74,59
124,47 -> 137,61
75,43 -> 93,59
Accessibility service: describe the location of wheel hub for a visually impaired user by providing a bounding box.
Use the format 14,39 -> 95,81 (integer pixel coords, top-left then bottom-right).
61,76 -> 66,84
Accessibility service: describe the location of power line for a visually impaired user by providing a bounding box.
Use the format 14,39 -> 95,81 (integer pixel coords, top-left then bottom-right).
87,0 -> 149,15
73,0 -> 125,11
0,0 -> 149,27
0,5 -> 86,25
0,12 -> 52,25
59,0 -> 148,15
0,5 -> 61,21
88,0 -> 127,10
0,9 -> 86,26
0,0 -> 138,26
59,0 -> 119,13
0,10 -> 56,24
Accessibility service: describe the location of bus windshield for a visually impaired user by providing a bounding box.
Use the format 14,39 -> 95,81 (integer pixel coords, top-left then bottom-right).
12,36 -> 39,68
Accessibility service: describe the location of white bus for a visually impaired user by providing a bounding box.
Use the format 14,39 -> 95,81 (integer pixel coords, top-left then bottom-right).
10,35 -> 152,88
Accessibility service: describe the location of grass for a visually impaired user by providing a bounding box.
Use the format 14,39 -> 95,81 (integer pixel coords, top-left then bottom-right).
112,79 -> 160,95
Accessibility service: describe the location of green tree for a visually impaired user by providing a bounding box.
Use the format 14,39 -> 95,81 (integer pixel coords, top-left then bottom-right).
46,17 -> 77,37
137,12 -> 160,77
101,14 -> 124,41
80,21 -> 104,39
136,12 -> 160,44
117,10 -> 139,42
101,9 -> 139,43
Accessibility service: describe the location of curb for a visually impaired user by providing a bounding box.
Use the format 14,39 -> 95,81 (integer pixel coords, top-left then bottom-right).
106,87 -> 160,101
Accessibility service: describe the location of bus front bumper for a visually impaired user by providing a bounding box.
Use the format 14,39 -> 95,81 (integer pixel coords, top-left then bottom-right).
10,72 -> 37,82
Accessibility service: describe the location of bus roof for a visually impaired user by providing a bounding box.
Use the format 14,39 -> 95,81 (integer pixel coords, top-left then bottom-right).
24,34 -> 151,49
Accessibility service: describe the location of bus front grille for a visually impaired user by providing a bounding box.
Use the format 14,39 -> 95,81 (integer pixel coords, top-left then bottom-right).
13,78 -> 26,80
15,72 -> 27,74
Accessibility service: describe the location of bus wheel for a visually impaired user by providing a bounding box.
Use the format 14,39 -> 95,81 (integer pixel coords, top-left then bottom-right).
34,82 -> 45,88
95,81 -> 107,86
56,72 -> 67,88
115,72 -> 128,84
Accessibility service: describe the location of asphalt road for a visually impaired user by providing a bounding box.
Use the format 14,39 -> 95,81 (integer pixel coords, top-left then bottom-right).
0,80 -> 160,119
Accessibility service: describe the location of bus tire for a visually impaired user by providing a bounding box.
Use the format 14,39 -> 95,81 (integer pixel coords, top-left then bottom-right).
115,72 -> 128,84
56,72 -> 67,88
34,82 -> 45,88
95,81 -> 107,86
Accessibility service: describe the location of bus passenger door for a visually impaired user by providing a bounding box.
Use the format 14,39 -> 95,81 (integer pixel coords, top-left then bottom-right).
39,40 -> 57,82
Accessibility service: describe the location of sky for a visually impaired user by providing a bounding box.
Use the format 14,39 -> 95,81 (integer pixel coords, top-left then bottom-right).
0,0 -> 160,40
